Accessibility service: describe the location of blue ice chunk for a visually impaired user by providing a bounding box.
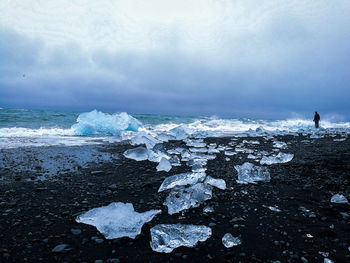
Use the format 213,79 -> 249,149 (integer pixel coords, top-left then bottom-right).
73,110 -> 141,135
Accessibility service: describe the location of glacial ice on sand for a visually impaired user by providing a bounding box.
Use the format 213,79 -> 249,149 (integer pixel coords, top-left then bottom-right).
273,141 -> 287,149
164,183 -> 212,214
330,194 -> 348,204
150,224 -> 212,253
130,131 -> 160,149
168,125 -> 190,140
76,202 -> 161,239
73,110 -> 141,135
158,172 -> 206,192
260,152 -> 294,165
204,176 -> 226,190
156,158 -> 172,172
234,162 -> 270,184
124,147 -> 149,161
222,233 -> 242,248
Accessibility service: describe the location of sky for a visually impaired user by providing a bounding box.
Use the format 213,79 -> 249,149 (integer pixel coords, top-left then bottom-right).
1,0 -> 350,120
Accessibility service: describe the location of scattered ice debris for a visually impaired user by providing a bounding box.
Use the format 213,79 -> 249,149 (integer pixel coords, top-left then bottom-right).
235,148 -> 254,154
310,134 -> 322,139
123,147 -> 149,161
150,224 -> 212,253
299,206 -> 316,218
130,131 -> 160,149
263,205 -> 281,212
164,183 -> 212,214
242,140 -> 260,145
222,233 -> 242,248
156,158 -> 172,172
158,172 -> 206,192
234,163 -> 270,184
73,110 -> 141,135
76,202 -> 161,239
204,176 -> 226,190
260,152 -> 294,165
330,194 -> 348,204
203,206 -> 214,213
318,251 -> 329,257
225,151 -> 236,156
273,141 -> 287,149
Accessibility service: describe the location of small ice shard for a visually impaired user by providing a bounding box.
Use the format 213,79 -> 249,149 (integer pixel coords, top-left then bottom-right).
158,172 -> 206,192
150,224 -> 212,253
263,205 -> 281,212
260,152 -> 294,165
189,147 -> 208,153
222,233 -> 242,248
124,147 -> 149,161
204,176 -> 226,190
156,158 -> 172,172
130,131 -> 161,149
169,155 -> 181,166
164,183 -> 212,214
76,202 -> 161,239
186,139 -> 206,148
208,147 -> 220,154
148,148 -> 170,163
273,141 -> 287,149
333,138 -> 346,142
247,154 -> 258,159
242,140 -> 260,145
330,194 -> 348,204
224,151 -> 236,156
203,206 -> 214,213
324,259 -> 334,263
234,162 -> 270,184
225,157 -> 230,161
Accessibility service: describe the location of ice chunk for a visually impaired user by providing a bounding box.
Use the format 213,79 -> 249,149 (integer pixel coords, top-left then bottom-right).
169,155 -> 181,166
156,158 -> 172,172
324,259 -> 334,263
124,147 -> 149,161
225,151 -> 236,156
76,202 -> 161,239
330,194 -> 348,204
158,172 -> 206,192
168,125 -> 190,140
203,206 -> 214,213
73,110 -> 141,135
333,138 -> 346,142
148,144 -> 170,163
260,152 -> 294,165
234,162 -> 270,184
242,140 -> 260,145
189,147 -> 208,153
222,233 -> 242,248
263,205 -> 281,212
186,139 -> 206,148
273,141 -> 287,149
204,176 -> 226,190
150,224 -> 212,253
164,183 -> 212,214
130,132 -> 160,149
247,154 -> 258,159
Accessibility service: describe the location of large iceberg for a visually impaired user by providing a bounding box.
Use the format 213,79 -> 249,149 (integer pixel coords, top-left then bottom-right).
164,183 -> 212,214
158,172 -> 206,192
150,224 -> 212,253
234,162 -> 270,184
260,152 -> 294,165
73,110 -> 141,135
76,202 -> 161,239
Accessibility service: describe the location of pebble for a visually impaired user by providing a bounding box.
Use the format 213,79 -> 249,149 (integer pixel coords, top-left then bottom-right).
52,244 -> 70,253
71,229 -> 82,235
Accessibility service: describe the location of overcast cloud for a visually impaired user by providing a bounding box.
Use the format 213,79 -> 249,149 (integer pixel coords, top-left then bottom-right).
1,0 -> 350,120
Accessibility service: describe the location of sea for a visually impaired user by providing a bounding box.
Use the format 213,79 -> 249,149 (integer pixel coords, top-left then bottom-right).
0,108 -> 349,149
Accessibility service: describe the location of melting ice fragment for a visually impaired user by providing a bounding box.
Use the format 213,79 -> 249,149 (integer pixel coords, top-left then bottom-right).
234,162 -> 270,184
150,224 -> 212,253
158,172 -> 206,192
222,233 -> 242,248
156,158 -> 172,172
330,194 -> 348,204
273,141 -> 287,149
204,176 -> 226,190
76,202 -> 161,239
73,110 -> 141,135
260,152 -> 294,165
130,131 -> 161,149
164,183 -> 212,214
123,147 -> 149,161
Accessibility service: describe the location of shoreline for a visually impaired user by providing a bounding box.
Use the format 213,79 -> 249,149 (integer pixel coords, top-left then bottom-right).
0,135 -> 349,262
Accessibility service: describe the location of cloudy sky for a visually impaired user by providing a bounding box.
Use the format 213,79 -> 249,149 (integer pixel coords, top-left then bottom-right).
1,0 -> 350,120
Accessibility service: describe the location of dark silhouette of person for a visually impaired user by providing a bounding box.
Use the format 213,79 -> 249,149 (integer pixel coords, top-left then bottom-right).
313,111 -> 320,128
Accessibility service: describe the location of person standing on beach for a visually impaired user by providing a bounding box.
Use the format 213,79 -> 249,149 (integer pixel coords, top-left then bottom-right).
313,111 -> 320,128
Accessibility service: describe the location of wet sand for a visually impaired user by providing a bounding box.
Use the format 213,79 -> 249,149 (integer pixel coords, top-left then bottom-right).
0,135 -> 349,262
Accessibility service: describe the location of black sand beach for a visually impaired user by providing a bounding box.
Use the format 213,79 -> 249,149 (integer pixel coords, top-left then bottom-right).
0,135 -> 349,263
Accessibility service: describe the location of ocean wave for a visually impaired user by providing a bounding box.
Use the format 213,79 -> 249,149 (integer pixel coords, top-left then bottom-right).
72,110 -> 142,135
